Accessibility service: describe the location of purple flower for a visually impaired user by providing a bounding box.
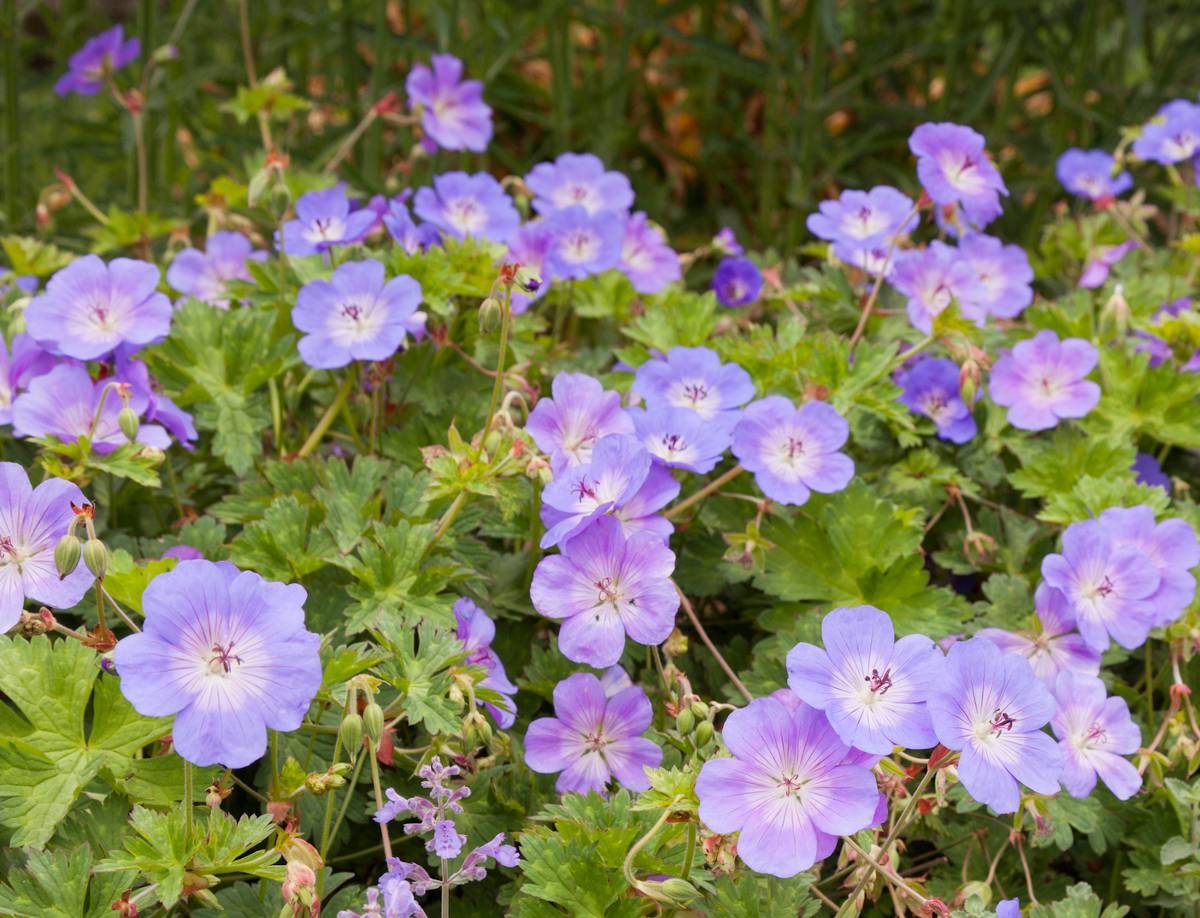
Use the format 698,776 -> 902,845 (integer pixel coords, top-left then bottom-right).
786,606 -> 943,755
628,403 -> 734,473
55,25 -> 140,97
889,242 -> 983,332
524,672 -> 662,795
0,463 -> 94,632
166,232 -> 266,308
538,434 -> 654,548
383,199 -> 441,255
280,186 -> 377,257
620,213 -> 681,294
292,261 -> 424,369
111,559 -> 321,768
694,696 -> 881,877
988,331 -> 1100,431
1133,99 -> 1200,165
1051,672 -> 1141,800
26,255 -> 172,361
503,220 -> 553,314
927,637 -> 1063,813
996,899 -> 1020,918
525,373 -> 634,472
375,788 -> 409,824
530,516 -> 677,668
909,122 -> 1008,227
600,665 -> 632,696
976,583 -> 1101,688
542,206 -> 623,280
162,544 -> 203,562
1041,519 -> 1160,652
525,153 -> 634,216
1132,452 -> 1170,491
413,172 -> 519,244
713,227 -> 742,256
957,233 -> 1034,320
114,357 -> 198,449
405,54 -> 492,153
1078,241 -> 1138,289
429,820 -> 466,859
1056,149 -> 1133,201
453,598 -> 517,728
459,833 -> 520,880
1097,505 -> 1199,627
897,358 -> 977,444
712,257 -> 762,308
631,346 -> 755,420
0,334 -> 55,425
12,363 -> 170,453
806,186 -> 918,250
731,397 -> 854,506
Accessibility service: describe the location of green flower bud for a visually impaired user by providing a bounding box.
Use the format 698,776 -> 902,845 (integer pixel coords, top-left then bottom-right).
118,406 -> 140,442
55,533 -> 82,580
268,184 -> 292,221
658,878 -> 700,907
479,296 -> 502,333
689,700 -> 710,720
694,720 -> 714,748
339,712 -> 363,759
363,702 -> 385,746
83,538 -> 108,580
675,709 -> 695,734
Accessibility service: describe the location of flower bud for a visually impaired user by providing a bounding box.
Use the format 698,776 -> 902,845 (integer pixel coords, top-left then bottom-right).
689,700 -> 709,720
363,702 -> 385,746
83,538 -> 108,580
675,709 -> 695,734
694,720 -> 714,748
958,359 -> 981,407
281,861 -> 319,918
118,406 -> 140,442
478,296 -> 502,333
658,878 -> 700,907
269,184 -> 293,222
55,533 -> 82,580
339,712 -> 364,759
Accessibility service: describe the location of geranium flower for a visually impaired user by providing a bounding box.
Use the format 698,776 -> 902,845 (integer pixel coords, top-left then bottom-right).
405,54 -> 492,153
890,242 -> 983,332
897,357 -> 977,443
1132,452 -> 1170,490
0,334 -> 55,426
988,331 -> 1100,431
694,695 -> 880,877
926,637 -> 1063,813
806,186 -> 918,250
786,605 -> 943,755
280,186 -> 377,257
712,256 -> 762,307
291,260 -> 424,369
504,220 -> 554,314
530,516 -> 677,667
731,396 -> 854,506
542,206 -> 623,280
909,122 -> 1008,227
1097,505 -> 1199,627
524,672 -> 662,795
619,212 -> 681,294
631,346 -> 755,420
525,153 -> 634,216
627,403 -> 735,474
0,462 -> 94,632
957,233 -> 1034,320
454,598 -> 517,728
25,255 -> 172,361
1078,240 -> 1138,289
1056,149 -> 1133,201
413,172 -> 520,244
976,583 -> 1101,688
166,231 -> 266,307
382,199 -> 441,255
55,25 -> 140,97
111,559 -> 322,768
1051,672 -> 1141,800
1133,99 -> 1200,165
525,372 -> 634,472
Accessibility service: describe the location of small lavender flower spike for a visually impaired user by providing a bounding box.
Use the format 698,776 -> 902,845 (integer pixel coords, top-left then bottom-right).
694,695 -> 881,877
111,559 -> 322,768
1133,99 -> 1200,165
957,233 -> 1034,320
988,330 -> 1100,431
0,462 -> 95,632
55,25 -> 140,97
909,122 -> 1008,227
712,256 -> 763,307
889,242 -> 983,332
525,153 -> 635,216
731,396 -> 854,506
927,637 -> 1063,814
280,186 -> 377,257
453,598 -> 518,727
1056,149 -> 1133,201
628,403 -> 735,474
976,583 -> 1101,688
530,515 -> 677,667
786,605 -> 944,755
631,346 -> 755,420
542,206 -> 624,280
620,212 -> 681,294
166,231 -> 266,307
524,672 -> 662,795
1098,505 -> 1199,627
1051,672 -> 1142,800
525,372 -> 634,472
25,255 -> 172,361
291,260 -> 424,369
405,54 -> 492,153
806,186 -> 918,251
897,358 -> 977,444
413,172 -> 520,244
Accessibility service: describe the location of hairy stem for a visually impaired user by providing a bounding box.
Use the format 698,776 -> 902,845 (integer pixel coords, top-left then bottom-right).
673,582 -> 753,703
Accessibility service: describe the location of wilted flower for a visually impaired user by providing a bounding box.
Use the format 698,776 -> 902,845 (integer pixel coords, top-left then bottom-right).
542,205 -> 623,280
413,172 -> 520,244
988,331 -> 1100,431
524,672 -> 662,794
619,212 -> 681,294
897,358 -> 977,443
525,372 -> 634,472
525,153 -> 634,216
711,256 -> 763,308
166,231 -> 266,307
111,559 -> 322,768
909,122 -> 1007,227
405,54 -> 492,153
1056,149 -> 1133,201
632,347 -> 755,421
1051,672 -> 1141,800
55,25 -> 140,97
280,186 -> 377,256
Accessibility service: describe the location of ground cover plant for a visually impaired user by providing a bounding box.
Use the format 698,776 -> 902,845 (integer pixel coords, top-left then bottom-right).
1,5 -> 1200,918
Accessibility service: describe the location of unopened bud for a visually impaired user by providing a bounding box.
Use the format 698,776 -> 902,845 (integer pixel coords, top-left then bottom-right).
1104,283 -> 1130,332
657,878 -> 700,907
675,709 -> 695,734
339,713 -> 363,759
83,538 -> 108,580
55,533 -> 82,579
363,702 -> 385,746
479,296 -> 502,333
689,701 -> 709,720
269,184 -> 292,221
958,359 -> 981,407
694,720 -> 714,748
118,406 -> 140,442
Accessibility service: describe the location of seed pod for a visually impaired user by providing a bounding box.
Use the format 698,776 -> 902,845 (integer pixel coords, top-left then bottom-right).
118,406 -> 140,442
675,709 -> 695,734
363,702 -> 385,746
55,533 -> 82,579
83,538 -> 108,580
339,712 -> 364,759
694,720 -> 714,748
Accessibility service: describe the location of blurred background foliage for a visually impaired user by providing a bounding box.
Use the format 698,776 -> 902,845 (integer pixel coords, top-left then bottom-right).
3,0 -> 1200,250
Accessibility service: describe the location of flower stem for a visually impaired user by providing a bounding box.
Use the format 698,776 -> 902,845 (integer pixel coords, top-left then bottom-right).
847,202 -> 920,352
673,581 -> 753,703
367,745 -> 393,860
132,110 -> 148,216
681,820 -> 697,879
480,284 -> 513,446
324,751 -> 367,856
101,586 -> 140,632
297,373 -> 355,458
840,836 -> 929,912
622,805 -> 673,892
182,759 -> 194,841
238,0 -> 272,152
441,858 -> 450,918
423,492 -> 467,558
94,582 -> 107,633
664,464 -> 744,520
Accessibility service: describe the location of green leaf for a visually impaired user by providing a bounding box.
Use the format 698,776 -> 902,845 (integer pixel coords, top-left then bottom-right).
104,549 -> 175,614
230,495 -> 338,581
706,872 -> 817,918
1008,428 -> 1135,500
0,235 -> 74,277
342,521 -> 451,634
1039,474 -> 1171,525
0,844 -> 135,918
1028,882 -> 1130,918
375,621 -> 464,734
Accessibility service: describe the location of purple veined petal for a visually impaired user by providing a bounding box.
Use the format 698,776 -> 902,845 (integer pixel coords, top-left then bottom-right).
171,694 -> 270,768
524,717 -> 582,774
601,684 -> 654,740
603,736 -> 661,791
0,564 -> 23,633
785,642 -> 836,709
110,632 -> 202,717
1059,742 -> 1100,798
549,672 -> 607,734
956,744 -> 1021,813
556,749 -> 613,795
733,798 -> 819,878
800,762 -> 883,836
695,757 -> 773,834
558,606 -> 627,667
1091,750 -> 1142,800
